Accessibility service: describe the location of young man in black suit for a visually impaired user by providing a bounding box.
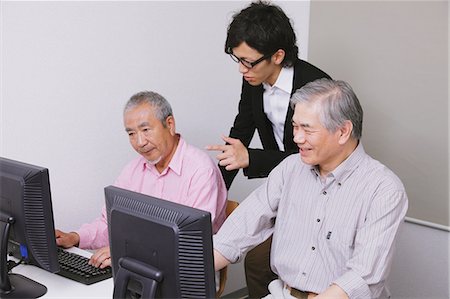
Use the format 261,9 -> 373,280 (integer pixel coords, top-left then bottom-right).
207,1 -> 330,298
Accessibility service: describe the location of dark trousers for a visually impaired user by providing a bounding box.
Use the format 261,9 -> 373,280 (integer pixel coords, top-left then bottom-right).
244,235 -> 278,299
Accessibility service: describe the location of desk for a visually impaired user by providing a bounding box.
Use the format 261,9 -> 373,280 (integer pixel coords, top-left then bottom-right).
9,247 -> 114,298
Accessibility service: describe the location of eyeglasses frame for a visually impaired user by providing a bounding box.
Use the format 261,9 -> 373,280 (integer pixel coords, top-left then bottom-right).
228,51 -> 275,69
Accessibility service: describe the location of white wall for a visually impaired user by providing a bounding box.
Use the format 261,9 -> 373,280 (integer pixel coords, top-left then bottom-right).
387,220 -> 449,299
1,1 -> 311,293
308,1 -> 449,226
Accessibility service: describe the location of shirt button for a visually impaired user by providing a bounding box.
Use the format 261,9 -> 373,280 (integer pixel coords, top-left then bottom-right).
302,272 -> 306,276
312,246 -> 316,251
316,219 -> 321,222
322,191 -> 327,195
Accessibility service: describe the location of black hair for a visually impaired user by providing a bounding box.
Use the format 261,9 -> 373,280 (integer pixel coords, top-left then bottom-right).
225,1 -> 298,67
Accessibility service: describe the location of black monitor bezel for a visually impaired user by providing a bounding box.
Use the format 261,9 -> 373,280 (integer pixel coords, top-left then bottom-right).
105,185 -> 216,299
0,157 -> 60,298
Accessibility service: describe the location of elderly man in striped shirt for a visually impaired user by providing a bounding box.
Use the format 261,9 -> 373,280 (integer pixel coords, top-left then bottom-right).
213,78 -> 408,299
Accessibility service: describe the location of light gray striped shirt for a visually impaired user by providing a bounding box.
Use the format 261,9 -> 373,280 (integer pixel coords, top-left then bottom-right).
213,143 -> 408,299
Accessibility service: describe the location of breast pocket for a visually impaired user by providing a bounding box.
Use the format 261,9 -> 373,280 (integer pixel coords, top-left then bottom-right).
323,226 -> 356,263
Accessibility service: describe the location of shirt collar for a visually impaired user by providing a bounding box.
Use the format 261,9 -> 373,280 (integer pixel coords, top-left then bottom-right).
310,142 -> 366,185
142,135 -> 185,176
262,66 -> 294,94
166,135 -> 185,176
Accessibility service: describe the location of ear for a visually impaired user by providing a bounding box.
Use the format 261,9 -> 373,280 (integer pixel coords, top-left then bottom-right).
337,120 -> 353,145
272,49 -> 285,65
165,115 -> 176,136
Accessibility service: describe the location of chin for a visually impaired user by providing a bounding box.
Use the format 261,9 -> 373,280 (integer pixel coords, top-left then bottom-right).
300,156 -> 316,166
245,77 -> 262,86
248,80 -> 262,86
146,156 -> 162,165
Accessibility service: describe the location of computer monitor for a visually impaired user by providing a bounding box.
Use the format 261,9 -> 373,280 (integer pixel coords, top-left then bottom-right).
0,157 -> 59,298
105,185 -> 216,299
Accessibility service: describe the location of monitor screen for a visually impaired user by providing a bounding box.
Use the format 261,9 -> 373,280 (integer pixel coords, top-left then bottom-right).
105,185 -> 216,299
0,157 -> 59,298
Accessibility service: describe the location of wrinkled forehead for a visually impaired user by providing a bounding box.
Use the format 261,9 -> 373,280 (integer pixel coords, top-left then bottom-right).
126,103 -> 159,120
124,102 -> 155,115
292,100 -> 324,127
123,103 -> 157,124
293,100 -> 321,116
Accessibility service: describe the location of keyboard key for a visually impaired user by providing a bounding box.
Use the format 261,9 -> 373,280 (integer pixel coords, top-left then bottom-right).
56,247 -> 112,285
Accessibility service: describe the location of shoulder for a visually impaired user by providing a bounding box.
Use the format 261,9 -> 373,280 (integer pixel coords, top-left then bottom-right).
114,156 -> 147,187
121,155 -> 146,173
182,141 -> 218,172
354,154 -> 409,216
272,153 -> 307,176
264,154 -> 312,192
294,58 -> 331,84
359,154 -> 406,193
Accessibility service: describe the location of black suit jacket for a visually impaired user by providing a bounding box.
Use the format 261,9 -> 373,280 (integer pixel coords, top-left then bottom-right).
221,58 -> 331,189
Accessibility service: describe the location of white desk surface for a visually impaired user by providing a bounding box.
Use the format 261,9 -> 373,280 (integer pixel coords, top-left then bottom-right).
9,247 -> 114,298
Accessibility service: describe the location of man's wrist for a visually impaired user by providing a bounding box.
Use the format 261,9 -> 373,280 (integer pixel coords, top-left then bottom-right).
69,232 -> 80,247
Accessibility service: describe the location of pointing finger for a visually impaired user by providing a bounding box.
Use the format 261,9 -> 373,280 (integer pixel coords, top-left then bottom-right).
205,144 -> 228,152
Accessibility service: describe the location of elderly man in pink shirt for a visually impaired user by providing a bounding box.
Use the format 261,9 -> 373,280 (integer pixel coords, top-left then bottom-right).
55,91 -> 227,268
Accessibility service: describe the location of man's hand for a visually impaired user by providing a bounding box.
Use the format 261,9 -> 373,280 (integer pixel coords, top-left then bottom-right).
214,249 -> 230,271
315,284 -> 349,299
89,246 -> 111,269
55,229 -> 80,248
206,136 -> 249,171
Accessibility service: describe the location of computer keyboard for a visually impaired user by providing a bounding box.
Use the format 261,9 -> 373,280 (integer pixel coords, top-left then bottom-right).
56,247 -> 112,285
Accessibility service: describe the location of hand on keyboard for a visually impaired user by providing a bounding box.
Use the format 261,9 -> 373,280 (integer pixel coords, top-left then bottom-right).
57,247 -> 112,285
89,246 -> 111,269
55,229 -> 80,248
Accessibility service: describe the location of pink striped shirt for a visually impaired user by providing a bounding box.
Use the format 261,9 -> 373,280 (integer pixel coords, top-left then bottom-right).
77,136 -> 227,249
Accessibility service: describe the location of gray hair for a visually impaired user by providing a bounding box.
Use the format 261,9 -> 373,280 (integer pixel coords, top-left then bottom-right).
124,91 -> 173,126
290,78 -> 363,140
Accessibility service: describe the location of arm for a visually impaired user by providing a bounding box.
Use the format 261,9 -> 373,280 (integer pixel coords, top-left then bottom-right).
55,229 -> 111,269
89,246 -> 111,269
207,136 -> 249,172
186,166 -> 227,234
223,81 -> 296,181
244,147 -> 297,179
75,206 -> 109,250
209,137 -> 297,180
72,161 -> 136,250
55,229 -> 80,248
315,284 -> 349,299
332,187 -> 408,298
214,249 -> 230,271
213,162 -> 284,263
213,80 -> 258,189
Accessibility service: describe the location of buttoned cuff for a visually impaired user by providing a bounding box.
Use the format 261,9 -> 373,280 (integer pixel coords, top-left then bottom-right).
75,228 -> 89,249
333,270 -> 371,299
213,234 -> 242,264
243,149 -> 264,179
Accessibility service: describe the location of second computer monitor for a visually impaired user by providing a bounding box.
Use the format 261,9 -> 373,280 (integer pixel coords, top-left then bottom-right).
0,157 -> 60,298
105,185 -> 216,299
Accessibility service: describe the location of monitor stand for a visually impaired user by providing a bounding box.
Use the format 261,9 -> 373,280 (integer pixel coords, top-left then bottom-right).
0,213 -> 47,298
113,257 -> 163,299
1,274 -> 47,298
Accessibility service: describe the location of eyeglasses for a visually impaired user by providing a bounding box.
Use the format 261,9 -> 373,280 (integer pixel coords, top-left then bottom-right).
228,52 -> 274,69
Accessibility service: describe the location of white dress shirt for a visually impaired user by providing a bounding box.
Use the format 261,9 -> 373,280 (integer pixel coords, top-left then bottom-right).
262,67 -> 294,151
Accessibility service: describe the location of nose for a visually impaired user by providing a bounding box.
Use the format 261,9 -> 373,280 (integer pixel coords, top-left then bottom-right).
238,62 -> 249,74
293,129 -> 306,144
136,132 -> 147,147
